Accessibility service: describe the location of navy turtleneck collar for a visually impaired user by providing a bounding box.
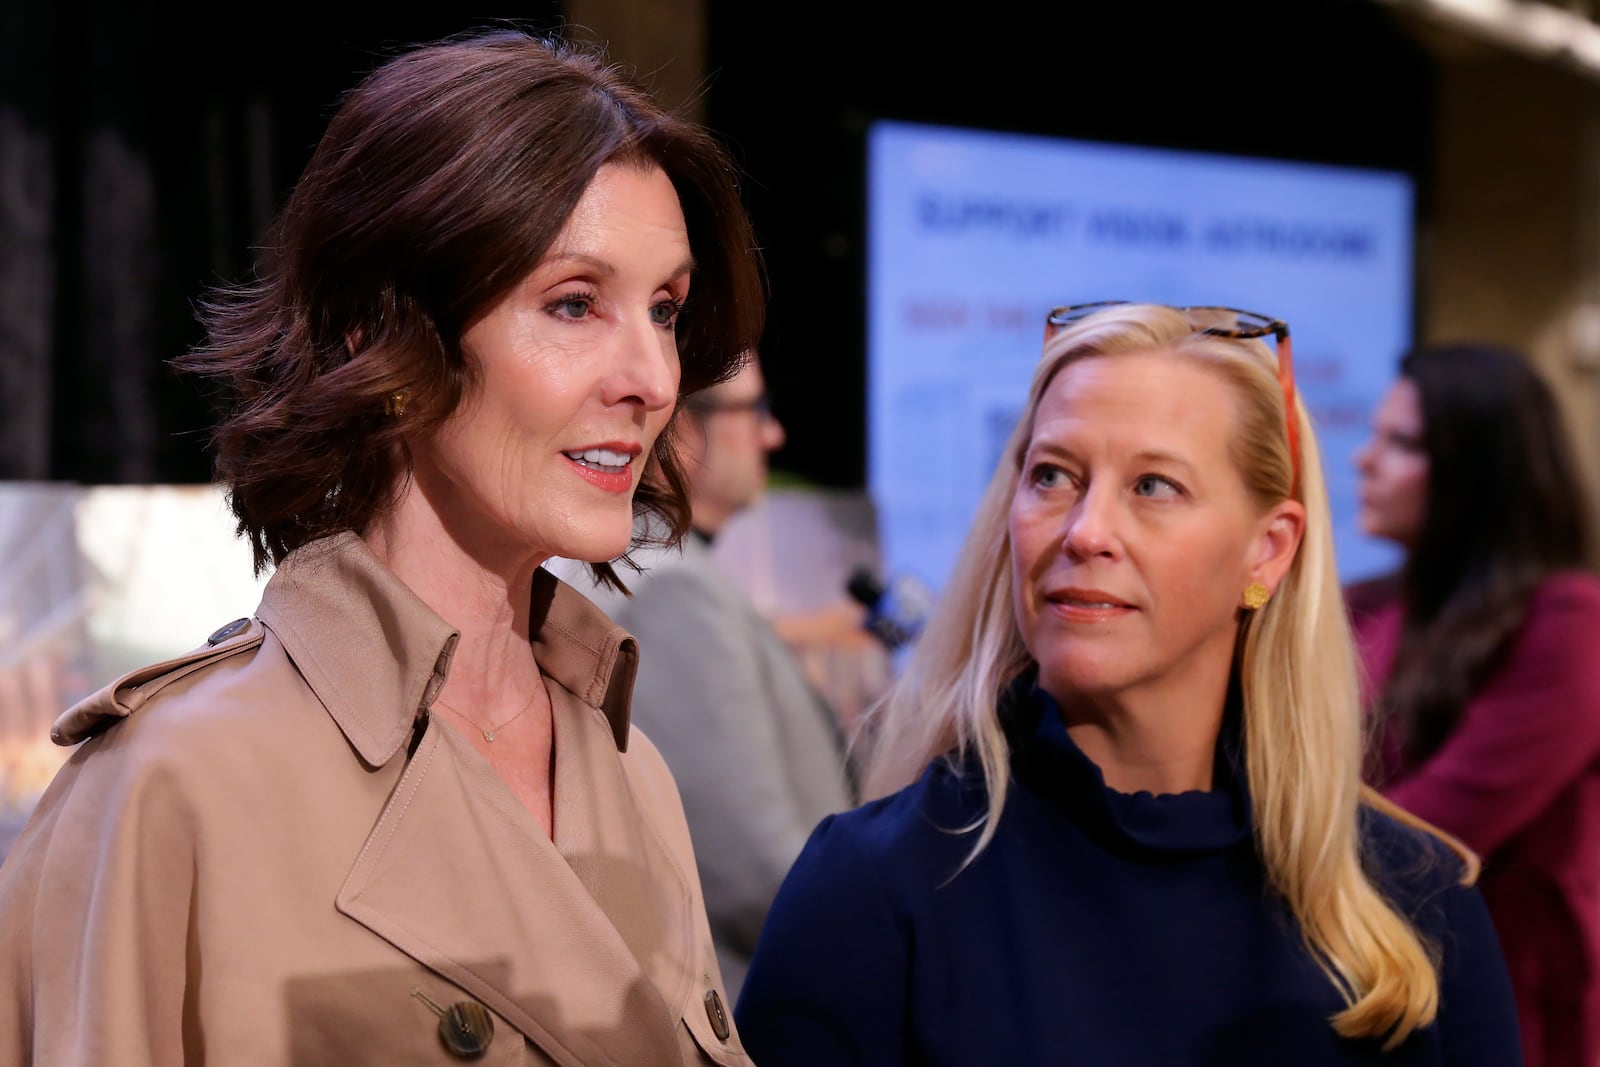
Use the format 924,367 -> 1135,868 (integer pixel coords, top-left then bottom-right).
1004,676 -> 1253,856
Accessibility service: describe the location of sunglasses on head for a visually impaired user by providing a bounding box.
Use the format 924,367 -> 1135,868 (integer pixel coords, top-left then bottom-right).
1044,301 -> 1299,493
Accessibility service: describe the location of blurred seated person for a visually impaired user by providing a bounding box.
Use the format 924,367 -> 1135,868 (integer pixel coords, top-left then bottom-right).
556,354 -> 857,997
1348,341 -> 1600,1067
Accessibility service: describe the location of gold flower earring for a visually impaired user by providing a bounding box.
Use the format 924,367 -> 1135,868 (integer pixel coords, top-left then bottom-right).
1242,582 -> 1270,610
385,391 -> 409,418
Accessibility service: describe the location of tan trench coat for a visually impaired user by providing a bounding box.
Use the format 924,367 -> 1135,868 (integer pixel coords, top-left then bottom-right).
0,533 -> 753,1066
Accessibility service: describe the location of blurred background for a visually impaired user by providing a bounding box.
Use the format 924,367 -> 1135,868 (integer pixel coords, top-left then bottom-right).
3,0 -> 1599,822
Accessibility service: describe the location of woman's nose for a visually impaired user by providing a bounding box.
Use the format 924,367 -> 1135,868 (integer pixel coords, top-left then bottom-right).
606,319 -> 679,411
1353,439 -> 1377,475
1062,486 -> 1120,560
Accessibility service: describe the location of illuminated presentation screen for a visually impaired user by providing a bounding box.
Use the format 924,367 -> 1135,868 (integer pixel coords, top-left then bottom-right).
867,120 -> 1412,594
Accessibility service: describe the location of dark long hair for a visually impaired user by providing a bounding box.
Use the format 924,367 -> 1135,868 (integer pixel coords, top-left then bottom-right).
175,29 -> 765,586
1383,343 -> 1592,761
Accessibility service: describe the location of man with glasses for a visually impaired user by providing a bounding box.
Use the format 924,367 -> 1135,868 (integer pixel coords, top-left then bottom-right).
553,355 -> 857,1000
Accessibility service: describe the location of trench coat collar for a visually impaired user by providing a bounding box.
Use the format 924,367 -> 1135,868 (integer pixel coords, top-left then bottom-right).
256,532 -> 639,766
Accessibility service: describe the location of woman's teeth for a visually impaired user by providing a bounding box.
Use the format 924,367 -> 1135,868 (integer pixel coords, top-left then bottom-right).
565,447 -> 631,473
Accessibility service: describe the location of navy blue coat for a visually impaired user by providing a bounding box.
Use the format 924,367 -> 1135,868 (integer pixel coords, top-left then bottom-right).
736,683 -> 1522,1066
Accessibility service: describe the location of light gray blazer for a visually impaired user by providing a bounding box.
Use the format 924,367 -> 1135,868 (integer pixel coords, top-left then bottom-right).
552,536 -> 856,997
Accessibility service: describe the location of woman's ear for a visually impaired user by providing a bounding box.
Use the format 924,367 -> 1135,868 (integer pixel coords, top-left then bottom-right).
1248,499 -> 1306,595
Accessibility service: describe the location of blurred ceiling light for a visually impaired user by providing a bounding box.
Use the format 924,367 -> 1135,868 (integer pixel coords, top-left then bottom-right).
1378,0 -> 1600,75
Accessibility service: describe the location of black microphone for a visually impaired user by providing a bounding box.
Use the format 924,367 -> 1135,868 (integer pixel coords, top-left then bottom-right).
847,567 -> 933,651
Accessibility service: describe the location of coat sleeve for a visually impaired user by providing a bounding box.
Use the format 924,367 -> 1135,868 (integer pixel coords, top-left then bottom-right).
1384,579 -> 1600,855
617,567 -> 851,957
734,813 -> 910,1067
0,738 -> 201,1066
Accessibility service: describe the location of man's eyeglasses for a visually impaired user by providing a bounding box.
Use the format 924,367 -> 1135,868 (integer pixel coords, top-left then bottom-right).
685,392 -> 774,420
1044,301 -> 1299,493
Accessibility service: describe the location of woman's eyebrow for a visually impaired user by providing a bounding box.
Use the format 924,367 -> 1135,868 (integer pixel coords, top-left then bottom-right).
538,252 -> 697,280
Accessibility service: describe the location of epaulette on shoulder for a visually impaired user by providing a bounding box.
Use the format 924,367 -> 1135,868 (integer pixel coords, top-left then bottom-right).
51,617 -> 265,746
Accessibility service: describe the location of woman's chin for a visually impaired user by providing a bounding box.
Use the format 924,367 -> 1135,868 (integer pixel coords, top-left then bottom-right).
555,526 -> 635,566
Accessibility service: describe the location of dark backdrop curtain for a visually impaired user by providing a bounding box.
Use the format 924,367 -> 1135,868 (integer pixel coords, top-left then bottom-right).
0,6 -> 561,484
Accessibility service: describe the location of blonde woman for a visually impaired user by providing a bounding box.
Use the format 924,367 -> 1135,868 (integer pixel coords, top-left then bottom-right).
734,303 -> 1520,1065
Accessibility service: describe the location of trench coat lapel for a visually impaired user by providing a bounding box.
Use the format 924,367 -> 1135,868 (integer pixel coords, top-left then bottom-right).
335,709 -> 689,1067
550,680 -> 697,1012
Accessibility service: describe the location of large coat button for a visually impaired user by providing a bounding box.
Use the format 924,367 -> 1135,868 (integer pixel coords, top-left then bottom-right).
436,1001 -> 494,1059
206,618 -> 250,645
703,989 -> 730,1041
414,989 -> 494,1059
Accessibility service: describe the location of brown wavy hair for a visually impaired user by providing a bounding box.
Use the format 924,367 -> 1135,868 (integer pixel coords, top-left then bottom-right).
175,29 -> 765,588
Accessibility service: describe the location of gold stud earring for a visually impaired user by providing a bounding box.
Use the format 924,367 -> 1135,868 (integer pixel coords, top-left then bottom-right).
1242,582 -> 1270,610
385,390 -> 409,418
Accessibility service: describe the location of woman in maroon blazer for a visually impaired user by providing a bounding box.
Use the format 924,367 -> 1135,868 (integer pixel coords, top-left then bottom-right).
1349,341 -> 1600,1067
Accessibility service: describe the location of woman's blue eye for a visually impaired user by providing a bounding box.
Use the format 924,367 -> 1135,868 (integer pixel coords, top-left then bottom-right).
1134,475 -> 1180,498
650,299 -> 683,328
1032,465 -> 1066,488
550,296 -> 592,319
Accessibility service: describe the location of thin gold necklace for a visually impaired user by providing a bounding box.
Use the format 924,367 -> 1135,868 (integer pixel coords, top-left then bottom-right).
433,690 -> 538,743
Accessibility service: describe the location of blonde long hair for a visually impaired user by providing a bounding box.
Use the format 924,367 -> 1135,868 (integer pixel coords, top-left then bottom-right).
860,304 -> 1476,1046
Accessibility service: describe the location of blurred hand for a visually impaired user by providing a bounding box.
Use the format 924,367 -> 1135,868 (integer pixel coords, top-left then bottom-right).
0,634 -> 73,815
769,601 -> 875,650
